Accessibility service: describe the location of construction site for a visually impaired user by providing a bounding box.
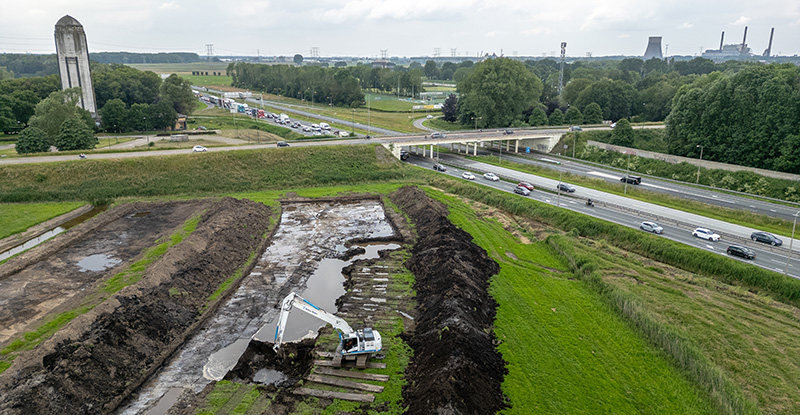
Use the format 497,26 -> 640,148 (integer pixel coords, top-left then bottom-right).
0,187 -> 505,414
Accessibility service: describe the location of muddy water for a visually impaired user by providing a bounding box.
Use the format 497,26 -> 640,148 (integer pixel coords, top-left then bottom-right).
118,201 -> 399,415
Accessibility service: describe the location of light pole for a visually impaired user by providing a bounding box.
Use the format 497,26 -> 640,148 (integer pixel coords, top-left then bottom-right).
696,144 -> 704,184
624,151 -> 632,194
786,210 -> 800,275
557,168 -> 563,207
367,94 -> 371,138
471,116 -> 482,130
572,131 -> 577,158
351,109 -> 355,136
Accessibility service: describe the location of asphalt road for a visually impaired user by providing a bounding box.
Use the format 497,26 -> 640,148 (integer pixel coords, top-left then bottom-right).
407,153 -> 800,279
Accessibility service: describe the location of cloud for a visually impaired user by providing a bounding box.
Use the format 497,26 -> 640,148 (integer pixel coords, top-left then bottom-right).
618,34 -> 630,38
485,31 -> 498,38
521,27 -> 552,36
159,2 -> 179,10
677,22 -> 693,29
731,16 -> 751,25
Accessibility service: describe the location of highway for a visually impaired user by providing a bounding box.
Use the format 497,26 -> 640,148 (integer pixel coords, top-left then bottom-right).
406,153 -> 800,279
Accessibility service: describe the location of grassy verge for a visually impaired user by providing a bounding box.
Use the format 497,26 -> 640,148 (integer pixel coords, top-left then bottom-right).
187,113 -> 304,140
426,188 -> 716,414
427,118 -> 467,131
0,202 -> 85,240
0,213 -> 203,374
467,154 -> 797,237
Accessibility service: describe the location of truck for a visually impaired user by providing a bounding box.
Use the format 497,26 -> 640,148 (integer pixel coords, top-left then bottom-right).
273,292 -> 382,366
319,122 -> 331,130
279,113 -> 290,124
237,103 -> 249,113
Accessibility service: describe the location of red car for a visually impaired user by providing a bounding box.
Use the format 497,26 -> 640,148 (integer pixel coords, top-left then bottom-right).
517,182 -> 534,191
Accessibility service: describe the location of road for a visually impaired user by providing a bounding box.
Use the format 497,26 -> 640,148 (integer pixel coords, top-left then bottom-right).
407,153 -> 800,279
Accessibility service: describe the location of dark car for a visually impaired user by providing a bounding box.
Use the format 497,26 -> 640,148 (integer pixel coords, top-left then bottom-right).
514,186 -> 531,196
557,183 -> 576,192
277,141 -> 290,147
400,150 -> 409,160
751,231 -> 782,246
518,182 -> 534,191
433,163 -> 447,172
620,175 -> 642,185
727,245 -> 756,259
503,129 -> 514,135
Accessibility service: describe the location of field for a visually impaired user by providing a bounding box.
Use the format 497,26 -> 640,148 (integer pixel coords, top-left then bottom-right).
0,201 -> 85,240
2,145 -> 799,414
126,62 -> 230,74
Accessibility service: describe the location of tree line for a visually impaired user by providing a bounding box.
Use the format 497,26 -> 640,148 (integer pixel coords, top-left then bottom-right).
0,53 -> 205,78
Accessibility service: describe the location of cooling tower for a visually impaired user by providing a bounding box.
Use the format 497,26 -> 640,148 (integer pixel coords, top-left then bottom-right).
643,36 -> 663,60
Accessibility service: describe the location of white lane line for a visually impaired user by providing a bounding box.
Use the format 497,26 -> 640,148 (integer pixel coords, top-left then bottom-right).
712,195 -> 718,198
705,244 -> 715,250
750,205 -> 756,208
770,209 -> 777,212
772,259 -> 785,264
775,268 -> 783,272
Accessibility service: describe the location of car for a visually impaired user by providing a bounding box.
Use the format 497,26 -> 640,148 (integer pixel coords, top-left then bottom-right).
433,163 -> 447,172
503,129 -> 514,135
400,150 -> 409,160
462,172 -> 475,180
302,126 -> 312,132
430,132 -> 445,139
192,145 -> 207,152
610,122 -> 617,128
514,186 -> 531,196
483,172 -> 499,181
517,182 -> 534,191
196,126 -> 207,130
620,175 -> 642,185
556,183 -> 576,192
751,231 -> 782,246
639,221 -> 663,234
692,227 -> 720,242
277,141 -> 289,147
426,115 -> 433,119
569,126 -> 583,131
727,245 -> 756,259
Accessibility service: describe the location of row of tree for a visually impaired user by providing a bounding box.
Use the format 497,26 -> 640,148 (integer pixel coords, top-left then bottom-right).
0,53 -> 206,78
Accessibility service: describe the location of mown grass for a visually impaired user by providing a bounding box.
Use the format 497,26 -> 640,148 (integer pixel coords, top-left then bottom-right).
126,62 -> 230,74
0,213 -> 203,374
187,113 -> 304,140
181,74 -> 233,88
469,154 -> 798,238
427,118 -> 467,131
0,201 -> 85,240
425,188 -> 717,414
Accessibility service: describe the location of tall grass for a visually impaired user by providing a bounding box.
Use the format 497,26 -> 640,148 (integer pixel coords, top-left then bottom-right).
547,234 -> 760,415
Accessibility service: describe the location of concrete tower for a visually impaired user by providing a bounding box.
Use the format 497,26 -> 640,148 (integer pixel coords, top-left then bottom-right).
54,15 -> 97,116
643,36 -> 663,60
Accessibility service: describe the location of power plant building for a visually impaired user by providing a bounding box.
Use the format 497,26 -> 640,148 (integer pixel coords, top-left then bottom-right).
643,37 -> 663,60
54,15 -> 97,116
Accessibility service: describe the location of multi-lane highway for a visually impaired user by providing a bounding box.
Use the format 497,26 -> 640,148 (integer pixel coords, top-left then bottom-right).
406,153 -> 800,279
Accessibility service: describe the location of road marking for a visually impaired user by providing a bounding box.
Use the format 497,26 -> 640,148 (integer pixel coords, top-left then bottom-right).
712,195 -> 718,198
772,259 -> 785,264
775,268 -> 783,272
770,209 -> 777,212
706,244 -> 714,249
587,171 -> 619,180
750,205 -> 756,208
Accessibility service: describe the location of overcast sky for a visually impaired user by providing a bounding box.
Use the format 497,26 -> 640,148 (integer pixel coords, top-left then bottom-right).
2,1 -> 799,58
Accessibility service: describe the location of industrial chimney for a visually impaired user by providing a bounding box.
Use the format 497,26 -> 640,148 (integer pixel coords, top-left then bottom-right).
763,28 -> 774,57
740,26 -> 748,53
719,31 -> 725,51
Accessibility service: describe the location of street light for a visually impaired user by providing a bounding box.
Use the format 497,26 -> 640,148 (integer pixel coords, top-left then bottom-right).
352,109 -> 356,136
786,210 -> 800,275
624,150 -> 632,194
367,94 -> 371,138
696,144 -> 704,184
471,116 -> 482,130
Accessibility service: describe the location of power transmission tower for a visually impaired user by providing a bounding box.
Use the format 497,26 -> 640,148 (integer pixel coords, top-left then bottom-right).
433,48 -> 440,58
381,49 -> 388,59
310,47 -> 320,58
451,48 -> 457,57
557,42 -> 566,95
205,44 -> 214,60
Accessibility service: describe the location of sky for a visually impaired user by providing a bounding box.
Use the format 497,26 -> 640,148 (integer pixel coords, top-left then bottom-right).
1,0 -> 799,58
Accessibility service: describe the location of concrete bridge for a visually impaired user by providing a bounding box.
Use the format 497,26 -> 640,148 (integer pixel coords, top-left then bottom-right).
380,129 -> 567,159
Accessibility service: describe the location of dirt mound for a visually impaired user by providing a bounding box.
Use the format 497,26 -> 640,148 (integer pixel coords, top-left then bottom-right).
389,186 -> 507,415
225,338 -> 316,386
0,197 -> 271,415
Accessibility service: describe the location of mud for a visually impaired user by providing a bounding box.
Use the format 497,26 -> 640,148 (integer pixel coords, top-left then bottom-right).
0,197 -> 271,415
389,186 -> 507,415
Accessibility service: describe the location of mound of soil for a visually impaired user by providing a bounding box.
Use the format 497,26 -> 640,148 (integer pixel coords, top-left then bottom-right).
224,338 -> 316,386
0,197 -> 271,415
389,186 -> 507,415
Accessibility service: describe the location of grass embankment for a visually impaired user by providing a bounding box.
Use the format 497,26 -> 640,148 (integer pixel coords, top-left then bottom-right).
427,188 -> 716,414
181,74 -> 233,89
0,202 -> 85,240
189,110 -> 304,141
0,145 -> 420,203
0,213 -> 202,374
467,154 -> 797,237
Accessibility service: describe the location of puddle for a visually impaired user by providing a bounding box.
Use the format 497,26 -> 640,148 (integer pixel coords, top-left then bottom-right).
203,338 -> 251,381
0,227 -> 64,262
0,205 -> 107,262
253,368 -> 288,385
77,253 -> 122,272
143,387 -> 183,415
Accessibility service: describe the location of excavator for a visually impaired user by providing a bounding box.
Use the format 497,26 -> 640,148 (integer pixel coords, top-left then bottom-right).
273,292 -> 382,366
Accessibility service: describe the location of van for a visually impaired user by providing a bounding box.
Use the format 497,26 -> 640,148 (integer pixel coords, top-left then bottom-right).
319,122 -> 331,130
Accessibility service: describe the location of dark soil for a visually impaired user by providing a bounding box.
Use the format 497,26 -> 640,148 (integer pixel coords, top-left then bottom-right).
0,197 -> 271,415
389,186 -> 507,415
224,338 -> 316,386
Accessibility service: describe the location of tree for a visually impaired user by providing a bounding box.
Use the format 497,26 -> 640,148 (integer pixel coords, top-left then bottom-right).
457,58 -> 543,128
10,90 -> 39,125
28,88 -> 94,142
100,99 -> 128,132
564,107 -> 584,125
424,60 -> 439,79
548,108 -> 564,126
441,94 -> 458,122
159,74 -> 196,115
54,116 -> 95,151
610,119 -> 634,146
92,64 -> 161,108
583,102 -> 603,124
15,126 -> 50,154
0,66 -> 13,80
293,54 -> 303,65
528,107 -> 548,126
575,79 -> 637,121
128,103 -> 150,131
148,100 -> 178,130
0,95 -> 14,132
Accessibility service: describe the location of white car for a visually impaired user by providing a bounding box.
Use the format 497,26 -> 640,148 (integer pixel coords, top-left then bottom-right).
192,145 -> 208,152
462,172 -> 475,180
692,227 -> 720,241
483,172 -> 499,181
640,221 -> 663,234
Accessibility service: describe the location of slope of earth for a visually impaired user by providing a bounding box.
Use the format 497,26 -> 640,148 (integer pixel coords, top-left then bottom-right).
0,197 -> 271,414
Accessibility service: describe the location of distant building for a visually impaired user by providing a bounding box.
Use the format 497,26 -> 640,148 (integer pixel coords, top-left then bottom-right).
54,15 -> 97,116
643,37 -> 663,60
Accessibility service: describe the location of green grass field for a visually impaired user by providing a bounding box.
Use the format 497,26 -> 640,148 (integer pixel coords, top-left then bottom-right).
126,62 -> 230,74
0,202 -> 85,240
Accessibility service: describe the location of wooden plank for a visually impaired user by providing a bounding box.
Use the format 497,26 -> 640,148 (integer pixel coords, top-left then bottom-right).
315,351 -> 336,358
293,388 -> 374,403
315,367 -> 390,382
356,354 -> 368,368
314,360 -> 386,369
306,374 -> 384,393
